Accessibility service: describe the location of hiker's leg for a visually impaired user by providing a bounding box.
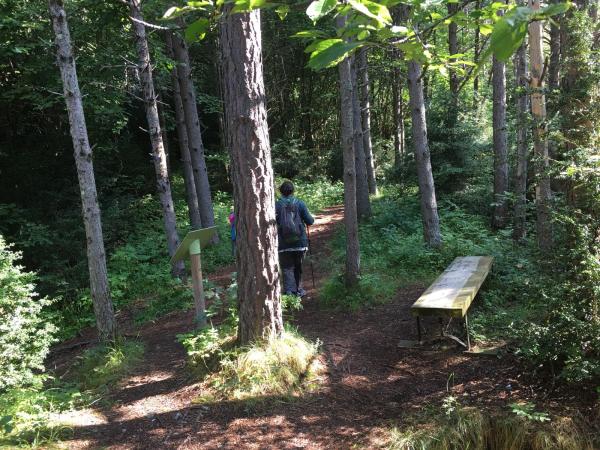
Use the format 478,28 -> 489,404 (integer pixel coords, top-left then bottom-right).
279,252 -> 296,294
294,251 -> 306,293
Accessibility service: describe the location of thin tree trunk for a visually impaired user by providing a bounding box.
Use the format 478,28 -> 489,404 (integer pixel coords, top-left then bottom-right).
513,41 -> 529,242
49,0 -> 116,341
407,61 -> 442,247
473,0 -> 481,104
492,50 -> 509,229
392,64 -> 405,167
127,0 -> 185,277
166,32 -> 202,230
337,17 -> 360,287
447,2 -> 460,126
158,94 -> 172,177
351,55 -> 372,219
548,0 -> 561,164
171,30 -> 216,232
357,48 -> 377,195
528,0 -> 553,253
219,6 -> 283,345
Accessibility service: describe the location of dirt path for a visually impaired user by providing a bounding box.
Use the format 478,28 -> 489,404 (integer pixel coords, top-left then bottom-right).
58,206 -> 555,449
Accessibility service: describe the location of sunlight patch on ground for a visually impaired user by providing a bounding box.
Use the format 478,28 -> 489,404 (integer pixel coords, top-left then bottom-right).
50,408 -> 107,427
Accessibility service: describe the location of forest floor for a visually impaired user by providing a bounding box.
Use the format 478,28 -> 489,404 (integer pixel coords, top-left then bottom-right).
50,206 -> 596,449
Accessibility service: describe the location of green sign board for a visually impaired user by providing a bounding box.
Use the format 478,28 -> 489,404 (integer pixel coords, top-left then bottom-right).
170,226 -> 217,265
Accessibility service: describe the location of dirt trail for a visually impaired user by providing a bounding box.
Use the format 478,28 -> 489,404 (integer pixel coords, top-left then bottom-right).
57,206 -> 555,449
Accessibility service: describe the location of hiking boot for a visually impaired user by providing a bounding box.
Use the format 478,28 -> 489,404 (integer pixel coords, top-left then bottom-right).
297,288 -> 307,298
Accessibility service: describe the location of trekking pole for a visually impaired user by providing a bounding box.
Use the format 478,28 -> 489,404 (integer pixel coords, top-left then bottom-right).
307,225 -> 316,289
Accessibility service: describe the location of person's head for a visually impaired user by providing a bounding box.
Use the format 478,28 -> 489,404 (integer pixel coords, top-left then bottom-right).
279,180 -> 294,197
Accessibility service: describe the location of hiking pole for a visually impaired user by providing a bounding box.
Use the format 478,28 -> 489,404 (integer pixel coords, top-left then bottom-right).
307,225 -> 316,289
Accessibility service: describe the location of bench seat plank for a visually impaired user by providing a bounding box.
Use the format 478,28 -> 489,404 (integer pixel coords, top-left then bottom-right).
411,256 -> 493,318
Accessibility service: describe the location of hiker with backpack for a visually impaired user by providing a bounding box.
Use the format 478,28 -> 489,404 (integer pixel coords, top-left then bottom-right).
275,181 -> 314,297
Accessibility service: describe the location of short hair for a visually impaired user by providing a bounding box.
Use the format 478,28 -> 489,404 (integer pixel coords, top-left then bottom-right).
279,181 -> 294,196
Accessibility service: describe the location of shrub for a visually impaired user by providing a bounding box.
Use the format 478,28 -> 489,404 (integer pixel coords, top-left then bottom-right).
0,236 -> 56,391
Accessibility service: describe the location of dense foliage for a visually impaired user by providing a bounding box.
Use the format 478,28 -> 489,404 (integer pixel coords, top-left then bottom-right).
0,237 -> 55,391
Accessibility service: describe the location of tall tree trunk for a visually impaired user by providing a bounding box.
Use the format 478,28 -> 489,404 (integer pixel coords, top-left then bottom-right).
407,61 -> 442,247
166,32 -> 202,230
492,51 -> 509,229
49,0 -> 116,341
528,0 -> 553,253
127,0 -> 185,277
351,56 -> 372,219
473,0 -> 481,104
357,48 -> 377,195
219,6 -> 283,345
337,17 -> 360,287
158,94 -> 172,176
547,0 -> 561,164
171,31 -> 216,232
513,42 -> 529,242
392,63 -> 405,167
447,2 -> 460,126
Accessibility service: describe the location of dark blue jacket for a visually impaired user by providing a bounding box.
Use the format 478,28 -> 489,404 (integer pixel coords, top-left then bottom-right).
275,196 -> 314,251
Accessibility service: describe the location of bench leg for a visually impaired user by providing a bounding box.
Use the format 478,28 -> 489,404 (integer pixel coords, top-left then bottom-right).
465,314 -> 471,351
417,316 -> 422,342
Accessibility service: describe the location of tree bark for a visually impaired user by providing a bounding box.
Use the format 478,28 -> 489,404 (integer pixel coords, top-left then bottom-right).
337,17 -> 360,287
473,0 -> 481,104
49,0 -> 116,341
492,51 -> 509,229
447,2 -> 460,125
407,61 -> 442,247
528,0 -> 553,253
171,31 -> 216,232
392,60 -> 406,167
166,32 -> 202,230
513,41 -> 529,242
350,56 -> 371,219
357,48 -> 377,195
127,0 -> 185,277
219,6 -> 283,345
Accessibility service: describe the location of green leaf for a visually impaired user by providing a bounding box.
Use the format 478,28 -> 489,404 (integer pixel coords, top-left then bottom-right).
231,0 -> 268,13
163,6 -> 183,19
307,39 -> 364,70
292,30 -> 328,39
390,25 -> 408,34
539,2 -> 571,17
185,18 -> 210,42
486,6 -> 530,62
479,23 -> 493,35
306,0 -> 338,22
275,4 -> 290,20
347,0 -> 392,26
187,0 -> 212,7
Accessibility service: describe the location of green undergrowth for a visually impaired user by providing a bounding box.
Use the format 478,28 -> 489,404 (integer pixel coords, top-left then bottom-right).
320,188 -> 539,316
0,339 -> 144,448
321,186 -> 600,383
388,398 -> 597,450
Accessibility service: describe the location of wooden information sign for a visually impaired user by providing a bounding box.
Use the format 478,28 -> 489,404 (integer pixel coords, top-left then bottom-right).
170,227 -> 217,327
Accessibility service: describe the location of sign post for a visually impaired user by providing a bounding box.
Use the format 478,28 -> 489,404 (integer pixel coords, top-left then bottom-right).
170,226 -> 217,328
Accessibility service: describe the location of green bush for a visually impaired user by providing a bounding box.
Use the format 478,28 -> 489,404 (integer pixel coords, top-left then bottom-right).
0,236 -> 56,391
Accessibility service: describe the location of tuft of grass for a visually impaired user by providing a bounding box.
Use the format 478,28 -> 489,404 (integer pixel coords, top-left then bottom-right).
196,329 -> 322,403
388,406 -> 597,450
71,339 -> 144,393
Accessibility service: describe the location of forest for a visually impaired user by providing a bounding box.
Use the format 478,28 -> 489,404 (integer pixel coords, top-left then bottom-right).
0,0 -> 599,447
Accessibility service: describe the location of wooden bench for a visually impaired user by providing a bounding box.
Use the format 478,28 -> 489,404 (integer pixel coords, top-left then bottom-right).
410,256 -> 494,350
